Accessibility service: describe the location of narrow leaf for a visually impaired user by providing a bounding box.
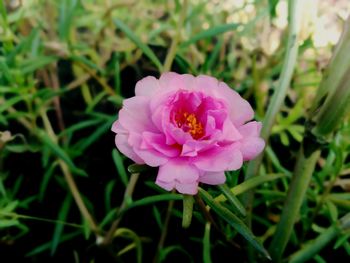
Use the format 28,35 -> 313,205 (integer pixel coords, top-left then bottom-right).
215,173 -> 285,202
113,18 -> 163,71
127,163 -> 150,174
51,194 -> 72,255
217,184 -> 246,217
203,222 -> 212,263
180,23 -> 239,48
199,188 -> 270,259
182,195 -> 194,228
112,149 -> 128,186
37,130 -> 87,176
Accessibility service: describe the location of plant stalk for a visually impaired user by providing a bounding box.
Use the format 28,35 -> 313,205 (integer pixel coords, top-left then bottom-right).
268,145 -> 320,261
243,0 -> 302,218
269,16 -> 350,261
162,0 -> 188,72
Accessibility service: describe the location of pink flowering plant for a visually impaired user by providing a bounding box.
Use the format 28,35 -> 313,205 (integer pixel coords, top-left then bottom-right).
2,0 -> 350,261
112,72 -> 265,195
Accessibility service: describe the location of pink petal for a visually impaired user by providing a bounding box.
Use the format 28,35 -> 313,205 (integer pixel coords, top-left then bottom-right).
135,76 -> 160,97
181,140 -> 214,157
226,149 -> 243,170
141,131 -> 180,157
119,96 -> 157,133
156,160 -> 199,184
239,137 -> 265,161
194,145 -> 242,172
155,180 -> 175,191
199,171 -> 226,185
193,75 -> 219,93
218,82 -> 254,126
115,134 -> 144,164
175,181 -> 198,195
133,147 -> 169,167
111,120 -> 126,134
238,121 -> 262,137
159,72 -> 180,88
159,72 -> 195,92
221,119 -> 242,142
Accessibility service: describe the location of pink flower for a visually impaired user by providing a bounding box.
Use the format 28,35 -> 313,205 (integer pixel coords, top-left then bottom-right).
112,73 -> 265,195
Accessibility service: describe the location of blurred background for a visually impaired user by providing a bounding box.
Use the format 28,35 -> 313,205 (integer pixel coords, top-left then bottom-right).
1,0 -> 349,262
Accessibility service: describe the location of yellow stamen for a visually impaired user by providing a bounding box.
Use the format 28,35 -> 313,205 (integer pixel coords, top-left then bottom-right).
185,113 -> 203,138
175,111 -> 204,139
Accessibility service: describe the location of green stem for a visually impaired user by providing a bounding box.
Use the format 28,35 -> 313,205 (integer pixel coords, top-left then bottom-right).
243,0 -> 302,217
268,145 -> 320,261
289,212 -> 350,263
288,225 -> 339,263
153,198 -> 175,263
39,109 -> 99,234
102,173 -> 140,245
217,184 -> 246,217
162,0 -> 188,72
269,16 -> 350,261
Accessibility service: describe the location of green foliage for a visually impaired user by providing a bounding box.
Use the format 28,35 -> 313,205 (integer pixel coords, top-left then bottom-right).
0,0 -> 349,262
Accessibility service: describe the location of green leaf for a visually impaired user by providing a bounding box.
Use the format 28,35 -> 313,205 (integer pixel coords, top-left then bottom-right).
127,163 -> 150,174
73,117 -> 114,153
0,58 -> 13,83
58,0 -> 79,41
203,223 -> 212,263
182,195 -> 194,228
105,180 -> 116,212
289,225 -> 339,263
199,188 -> 270,259
0,95 -> 30,114
202,37 -> 223,73
152,205 -> 163,230
159,245 -> 192,262
20,56 -> 58,74
326,200 -> 338,223
58,118 -> 103,138
180,23 -> 239,48
334,233 -> 350,250
51,194 -> 72,255
0,219 -> 20,228
217,184 -> 246,217
0,0 -> 8,22
127,194 -> 183,210
268,0 -> 279,18
280,131 -> 290,146
39,161 -> 57,201
215,173 -> 286,202
112,149 -> 128,186
113,53 -> 121,94
26,231 -> 81,257
113,18 -> 163,72
114,228 -> 142,263
37,130 -> 87,177
70,55 -> 105,75
2,200 -> 19,213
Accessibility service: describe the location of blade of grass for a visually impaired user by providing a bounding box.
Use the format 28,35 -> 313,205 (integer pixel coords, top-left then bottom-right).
215,173 -> 286,202
180,23 -> 239,48
26,231 -> 81,257
113,18 -> 163,72
112,149 -> 128,187
37,130 -> 87,177
217,184 -> 247,217
199,188 -> 270,260
203,222 -> 212,263
51,194 -> 72,255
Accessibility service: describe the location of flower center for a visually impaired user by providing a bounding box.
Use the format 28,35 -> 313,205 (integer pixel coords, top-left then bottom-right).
175,112 -> 204,139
